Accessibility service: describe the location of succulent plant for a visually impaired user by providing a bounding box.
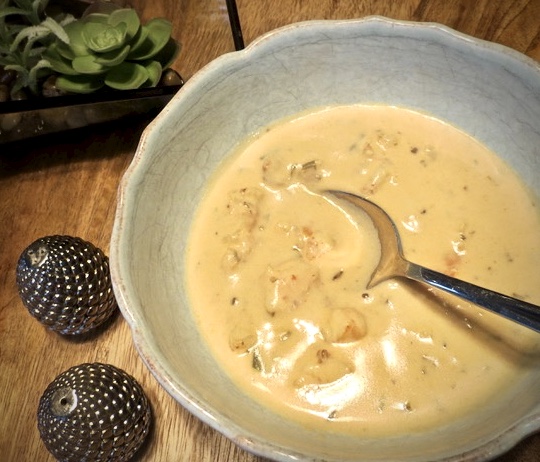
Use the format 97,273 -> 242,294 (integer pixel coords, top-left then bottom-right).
0,0 -> 73,97
44,4 -> 179,93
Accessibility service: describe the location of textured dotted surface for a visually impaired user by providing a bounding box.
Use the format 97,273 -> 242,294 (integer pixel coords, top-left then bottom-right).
37,363 -> 151,462
16,235 -> 117,335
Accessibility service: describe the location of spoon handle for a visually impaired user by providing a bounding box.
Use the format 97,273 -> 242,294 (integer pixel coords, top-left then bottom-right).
406,263 -> 540,333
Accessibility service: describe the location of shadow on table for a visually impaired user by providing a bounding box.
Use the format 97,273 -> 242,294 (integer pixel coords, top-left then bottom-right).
0,115 -> 151,179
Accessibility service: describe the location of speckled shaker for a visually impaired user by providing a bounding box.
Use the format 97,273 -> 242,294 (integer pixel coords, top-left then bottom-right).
16,235 -> 117,335
37,363 -> 152,462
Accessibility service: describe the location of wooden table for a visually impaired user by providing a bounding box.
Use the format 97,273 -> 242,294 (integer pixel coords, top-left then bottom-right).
1,0 -> 539,460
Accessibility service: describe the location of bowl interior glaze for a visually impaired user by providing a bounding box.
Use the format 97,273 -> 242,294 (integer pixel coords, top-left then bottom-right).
110,17 -> 540,462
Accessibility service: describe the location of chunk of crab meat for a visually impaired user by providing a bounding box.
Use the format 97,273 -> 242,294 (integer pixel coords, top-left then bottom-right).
322,307 -> 367,343
262,155 -> 326,188
295,226 -> 334,261
264,258 -> 319,313
291,342 -> 355,387
229,322 -> 258,353
225,187 -> 263,230
221,229 -> 254,270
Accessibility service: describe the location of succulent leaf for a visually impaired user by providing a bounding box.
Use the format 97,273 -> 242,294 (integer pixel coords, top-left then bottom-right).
94,44 -> 130,66
40,16 -> 69,44
27,44 -> 46,57
81,1 -> 120,17
4,63 -> 27,94
10,24 -> 50,53
63,20 -> 90,56
143,60 -> 162,87
108,8 -> 140,41
59,13 -> 76,28
0,7 -> 29,19
82,12 -> 110,25
127,22 -> 149,55
27,57 -> 51,92
55,40 -> 76,60
28,0 -> 45,24
82,21 -> 127,53
72,54 -> 105,74
127,18 -> 171,60
4,64 -> 26,75
149,36 -> 179,70
55,74 -> 105,93
105,61 -> 147,90
43,43 -> 78,75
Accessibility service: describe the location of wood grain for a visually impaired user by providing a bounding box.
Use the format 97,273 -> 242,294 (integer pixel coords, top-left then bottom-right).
1,1 -> 539,461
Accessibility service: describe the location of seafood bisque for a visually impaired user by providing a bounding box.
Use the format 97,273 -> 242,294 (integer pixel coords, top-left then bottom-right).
185,105 -> 540,436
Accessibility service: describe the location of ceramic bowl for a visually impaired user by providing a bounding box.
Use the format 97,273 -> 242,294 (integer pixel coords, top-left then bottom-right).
110,17 -> 540,461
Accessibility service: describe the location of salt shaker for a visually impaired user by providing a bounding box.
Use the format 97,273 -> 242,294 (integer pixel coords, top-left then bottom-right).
37,363 -> 152,462
16,235 -> 117,335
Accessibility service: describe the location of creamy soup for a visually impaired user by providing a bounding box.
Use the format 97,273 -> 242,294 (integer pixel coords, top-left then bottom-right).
185,105 -> 540,436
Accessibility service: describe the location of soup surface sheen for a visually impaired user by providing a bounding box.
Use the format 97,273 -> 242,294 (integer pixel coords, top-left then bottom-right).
186,105 -> 540,436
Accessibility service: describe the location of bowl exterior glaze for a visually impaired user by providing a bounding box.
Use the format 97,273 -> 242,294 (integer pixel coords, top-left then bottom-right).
110,16 -> 540,462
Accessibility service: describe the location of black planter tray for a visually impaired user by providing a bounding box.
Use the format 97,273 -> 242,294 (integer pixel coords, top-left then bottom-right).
0,80 -> 183,145
0,0 -> 183,144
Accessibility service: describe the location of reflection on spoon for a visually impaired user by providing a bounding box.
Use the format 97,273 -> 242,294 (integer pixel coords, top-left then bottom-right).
326,190 -> 540,333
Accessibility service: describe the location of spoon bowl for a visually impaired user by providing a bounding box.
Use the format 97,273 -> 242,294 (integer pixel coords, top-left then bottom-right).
327,190 -> 540,333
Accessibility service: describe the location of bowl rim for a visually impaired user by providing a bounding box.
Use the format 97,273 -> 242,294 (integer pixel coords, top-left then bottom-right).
110,15 -> 540,462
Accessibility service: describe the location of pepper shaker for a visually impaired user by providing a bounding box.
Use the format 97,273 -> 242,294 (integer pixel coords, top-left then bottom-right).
16,235 -> 117,335
38,363 -> 152,462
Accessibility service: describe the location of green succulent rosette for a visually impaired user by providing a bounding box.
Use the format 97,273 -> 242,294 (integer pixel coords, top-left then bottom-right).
44,7 -> 179,93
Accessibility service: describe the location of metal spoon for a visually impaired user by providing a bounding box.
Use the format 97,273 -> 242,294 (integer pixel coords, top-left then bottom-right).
327,190 -> 540,333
